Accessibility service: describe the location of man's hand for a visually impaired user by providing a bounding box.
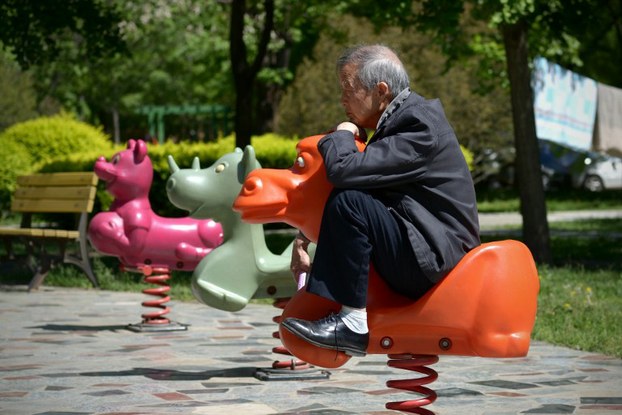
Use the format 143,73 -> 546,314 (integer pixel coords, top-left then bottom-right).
336,121 -> 359,135
336,121 -> 367,141
290,232 -> 311,287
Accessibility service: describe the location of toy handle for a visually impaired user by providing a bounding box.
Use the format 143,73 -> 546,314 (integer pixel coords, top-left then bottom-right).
297,272 -> 307,290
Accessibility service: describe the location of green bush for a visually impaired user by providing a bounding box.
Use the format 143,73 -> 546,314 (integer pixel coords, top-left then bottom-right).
147,133 -> 299,175
146,133 -> 300,217
33,133 -> 300,218
0,140 -> 33,213
0,113 -> 113,167
0,114 -> 114,215
6,129 -> 473,219
461,145 -> 474,171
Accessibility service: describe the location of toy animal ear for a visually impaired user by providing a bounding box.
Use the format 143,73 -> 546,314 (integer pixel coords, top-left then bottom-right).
127,139 -> 136,150
240,145 -> 258,180
134,139 -> 148,162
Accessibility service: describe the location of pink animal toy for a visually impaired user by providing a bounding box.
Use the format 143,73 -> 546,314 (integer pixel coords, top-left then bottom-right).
88,139 -> 223,271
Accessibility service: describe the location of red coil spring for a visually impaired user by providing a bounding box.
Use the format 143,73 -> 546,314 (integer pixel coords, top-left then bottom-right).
271,298 -> 311,370
385,353 -> 439,415
139,266 -> 172,325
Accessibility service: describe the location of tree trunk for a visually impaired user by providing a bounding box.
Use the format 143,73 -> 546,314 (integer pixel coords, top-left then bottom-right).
502,21 -> 552,264
112,107 -> 120,145
234,87 -> 254,148
229,0 -> 274,149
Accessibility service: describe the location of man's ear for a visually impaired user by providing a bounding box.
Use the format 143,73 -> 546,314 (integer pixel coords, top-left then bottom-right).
377,82 -> 390,101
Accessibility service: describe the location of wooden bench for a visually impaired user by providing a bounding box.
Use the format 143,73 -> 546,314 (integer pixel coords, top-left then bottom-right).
0,172 -> 99,291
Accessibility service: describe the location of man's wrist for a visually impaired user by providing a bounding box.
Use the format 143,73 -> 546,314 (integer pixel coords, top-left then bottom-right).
296,230 -> 311,247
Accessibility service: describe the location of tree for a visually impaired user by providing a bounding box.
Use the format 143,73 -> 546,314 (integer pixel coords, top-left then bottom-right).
568,0 -> 622,88
366,0 -> 607,264
227,0 -> 335,148
26,0 -> 234,143
0,52 -> 37,131
277,14 -> 513,153
501,19 -> 551,263
0,0 -> 126,69
229,0 -> 275,149
13,0 -> 331,146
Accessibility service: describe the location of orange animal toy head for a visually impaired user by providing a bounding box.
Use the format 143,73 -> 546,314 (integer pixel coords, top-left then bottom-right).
234,134 -> 364,242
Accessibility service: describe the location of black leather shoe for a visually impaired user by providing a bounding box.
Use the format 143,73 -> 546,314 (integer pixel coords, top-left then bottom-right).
281,313 -> 369,357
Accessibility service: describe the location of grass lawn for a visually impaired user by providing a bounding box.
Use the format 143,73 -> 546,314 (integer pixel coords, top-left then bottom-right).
477,188 -> 622,213
534,266 -> 621,358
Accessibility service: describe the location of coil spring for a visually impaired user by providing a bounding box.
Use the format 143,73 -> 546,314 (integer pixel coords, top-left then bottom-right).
271,297 -> 311,370
385,353 -> 439,415
139,266 -> 172,325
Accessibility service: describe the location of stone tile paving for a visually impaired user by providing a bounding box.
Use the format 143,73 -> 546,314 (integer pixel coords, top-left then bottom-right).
1,287 -> 621,415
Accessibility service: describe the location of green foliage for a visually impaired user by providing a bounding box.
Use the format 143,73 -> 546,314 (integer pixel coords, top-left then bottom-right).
576,1 -> 622,88
0,51 -> 37,131
40,133 -> 297,218
460,145 -> 474,171
38,148 -> 120,173
277,15 -> 513,157
20,132 -> 300,218
0,114 -> 114,214
29,0 -> 234,140
147,133 -> 299,216
148,133 -> 298,177
253,133 -> 301,168
0,0 -> 126,69
0,140 -> 32,213
477,188 -> 622,213
0,113 -> 113,167
534,266 -> 622,358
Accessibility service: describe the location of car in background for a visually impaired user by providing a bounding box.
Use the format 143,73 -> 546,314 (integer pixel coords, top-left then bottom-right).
474,139 -> 622,192
577,151 -> 622,191
539,138 -> 622,191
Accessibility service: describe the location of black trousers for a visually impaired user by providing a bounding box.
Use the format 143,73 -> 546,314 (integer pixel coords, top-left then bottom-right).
306,189 -> 434,308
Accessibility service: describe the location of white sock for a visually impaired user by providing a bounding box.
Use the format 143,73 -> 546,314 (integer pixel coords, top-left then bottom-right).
339,306 -> 368,334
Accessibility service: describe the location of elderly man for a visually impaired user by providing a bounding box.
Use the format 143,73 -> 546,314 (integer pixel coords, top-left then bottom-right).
285,44 -> 480,357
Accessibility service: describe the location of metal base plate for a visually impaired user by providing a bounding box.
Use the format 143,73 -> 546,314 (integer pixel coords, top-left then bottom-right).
127,321 -> 189,332
254,367 -> 331,381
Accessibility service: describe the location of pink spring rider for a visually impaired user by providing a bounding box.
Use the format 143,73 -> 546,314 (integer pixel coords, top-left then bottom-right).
88,139 -> 223,331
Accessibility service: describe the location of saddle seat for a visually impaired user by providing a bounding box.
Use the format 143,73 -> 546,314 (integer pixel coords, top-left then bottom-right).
280,239 -> 539,368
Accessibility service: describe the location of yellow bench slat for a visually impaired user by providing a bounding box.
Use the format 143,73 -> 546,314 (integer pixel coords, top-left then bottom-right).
11,198 -> 94,213
14,185 -> 97,201
0,227 -> 79,238
10,172 -> 98,214
17,172 -> 98,187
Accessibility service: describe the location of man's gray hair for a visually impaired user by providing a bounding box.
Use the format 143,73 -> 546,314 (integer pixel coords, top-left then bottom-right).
337,44 -> 410,97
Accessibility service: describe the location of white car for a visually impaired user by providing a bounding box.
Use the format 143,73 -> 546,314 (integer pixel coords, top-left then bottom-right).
575,153 -> 622,191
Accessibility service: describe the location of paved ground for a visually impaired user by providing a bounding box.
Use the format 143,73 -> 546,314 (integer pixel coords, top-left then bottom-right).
1,286 -> 621,415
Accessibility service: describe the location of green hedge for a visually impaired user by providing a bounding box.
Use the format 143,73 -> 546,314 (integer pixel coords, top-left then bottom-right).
36,133 -> 301,217
0,141 -> 33,212
1,119 -> 474,219
141,134 -> 300,217
0,113 -> 112,165
0,114 -> 114,214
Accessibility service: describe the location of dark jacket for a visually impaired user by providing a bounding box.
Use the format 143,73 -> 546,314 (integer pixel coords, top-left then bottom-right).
318,91 -> 480,283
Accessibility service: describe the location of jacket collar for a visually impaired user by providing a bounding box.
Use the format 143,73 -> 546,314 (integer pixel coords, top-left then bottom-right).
376,87 -> 411,130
